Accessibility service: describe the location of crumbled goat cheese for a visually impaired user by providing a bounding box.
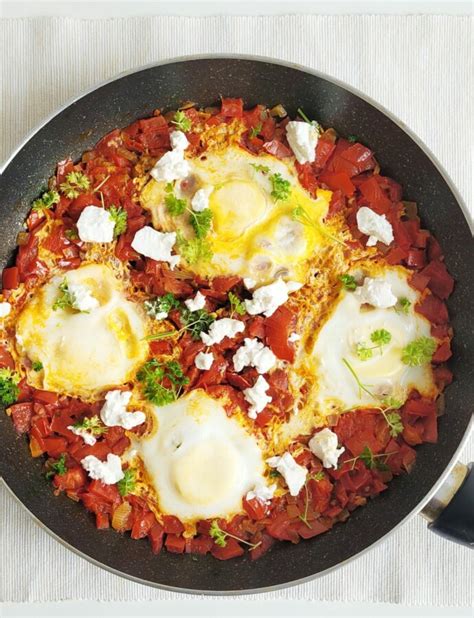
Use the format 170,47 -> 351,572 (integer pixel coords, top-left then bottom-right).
194,351 -> 214,370
67,282 -> 99,312
243,278 -> 256,290
233,338 -> 276,374
243,375 -> 272,419
184,290 -> 206,311
288,332 -> 301,342
100,390 -> 146,430
131,227 -> 180,269
191,186 -> 213,212
0,302 -> 11,318
150,130 -> 190,183
200,318 -> 245,346
245,279 -> 302,318
286,120 -> 319,164
266,452 -> 307,496
67,425 -> 97,446
356,207 -> 394,246
308,428 -> 345,469
76,206 -> 116,243
355,277 -> 397,308
81,453 -> 124,484
246,481 -> 277,505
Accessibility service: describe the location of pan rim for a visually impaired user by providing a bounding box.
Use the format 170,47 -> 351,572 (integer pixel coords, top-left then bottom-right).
0,53 -> 472,596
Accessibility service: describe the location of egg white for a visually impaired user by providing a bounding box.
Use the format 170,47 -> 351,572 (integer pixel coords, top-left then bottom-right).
15,263 -> 148,399
134,389 -> 266,522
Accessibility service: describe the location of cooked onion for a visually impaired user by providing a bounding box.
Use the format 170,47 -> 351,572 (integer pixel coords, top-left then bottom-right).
269,104 -> 287,118
112,500 -> 132,532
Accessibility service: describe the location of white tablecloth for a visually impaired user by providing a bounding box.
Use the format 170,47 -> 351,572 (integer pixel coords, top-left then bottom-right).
0,15 -> 473,606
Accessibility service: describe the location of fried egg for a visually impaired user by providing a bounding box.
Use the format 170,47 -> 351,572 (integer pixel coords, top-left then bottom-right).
312,267 -> 437,411
141,145 -> 334,285
15,263 -> 148,399
134,389 -> 267,522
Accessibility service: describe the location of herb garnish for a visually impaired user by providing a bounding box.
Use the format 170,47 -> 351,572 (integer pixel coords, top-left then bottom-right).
228,292 -> 246,317
171,110 -> 191,133
165,192 -> 187,216
292,205 -> 346,247
117,468 -> 136,496
339,274 -> 357,291
297,108 -> 319,127
342,446 -> 395,472
298,472 -> 326,528
401,336 -> 436,366
249,123 -> 262,138
32,361 -> 43,372
52,279 -> 75,311
32,190 -> 60,212
250,163 -> 271,174
145,293 -> 181,319
0,368 -> 20,406
189,208 -> 213,239
342,357 -> 374,398
108,206 -> 128,238
137,360 -> 189,405
72,415 -> 108,436
180,308 -> 215,340
59,171 -> 90,199
45,453 -> 67,479
270,173 -> 291,202
396,297 -> 411,315
176,234 -> 213,265
209,519 -> 261,550
356,329 -> 392,360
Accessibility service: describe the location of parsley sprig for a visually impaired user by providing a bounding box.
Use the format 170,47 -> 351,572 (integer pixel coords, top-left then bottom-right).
171,110 -> 191,133
209,519 -> 261,551
0,368 -> 20,406
396,297 -> 411,315
401,337 -> 436,366
228,292 -> 246,318
72,415 -> 108,436
342,357 -> 374,399
176,232 -> 213,265
137,360 -> 189,405
339,274 -> 357,291
52,279 -> 75,311
32,361 -> 43,372
145,293 -> 180,319
45,453 -> 67,479
189,209 -> 213,239
292,205 -> 346,247
248,123 -> 262,138
356,329 -> 392,360
270,173 -> 291,202
117,468 -> 136,496
32,190 -> 60,212
250,163 -> 271,174
108,206 -> 128,238
165,188 -> 187,216
146,306 -> 215,342
59,171 -> 90,199
342,446 -> 395,472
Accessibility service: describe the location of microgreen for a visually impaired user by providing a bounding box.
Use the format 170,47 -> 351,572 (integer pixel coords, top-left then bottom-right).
342,358 -> 374,398
176,234 -> 213,265
292,205 -> 347,247
171,110 -> 191,133
59,171 -> 90,199
209,519 -> 261,550
401,336 -> 436,366
228,292 -> 246,317
108,206 -> 128,238
0,368 -> 20,406
72,415 -> 108,436
165,192 -> 187,216
270,173 -> 291,202
145,293 -> 181,319
297,107 -> 319,127
52,279 -> 75,311
45,453 -> 67,479
32,190 -> 60,212
117,468 -> 136,497
137,359 -> 189,405
339,274 -> 357,291
250,163 -> 271,174
396,297 -> 411,315
249,123 -> 262,138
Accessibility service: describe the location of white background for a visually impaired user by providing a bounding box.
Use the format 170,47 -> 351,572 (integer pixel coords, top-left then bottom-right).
0,2 -> 472,617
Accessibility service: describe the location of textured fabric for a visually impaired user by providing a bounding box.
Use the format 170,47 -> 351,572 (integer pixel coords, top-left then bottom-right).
0,15 -> 472,606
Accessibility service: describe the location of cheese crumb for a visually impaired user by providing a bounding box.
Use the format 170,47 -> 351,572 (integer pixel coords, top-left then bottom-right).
150,130 -> 190,183
288,332 -> 301,343
191,186 -> 213,212
286,121 -> 319,164
194,351 -> 214,370
246,481 -> 276,505
0,302 -> 11,319
243,375 -> 272,419
308,428 -> 345,469
243,278 -> 256,290
356,207 -> 394,246
184,290 -> 206,312
266,452 -> 307,496
131,226 -> 179,269
245,279 -> 302,318
355,277 -> 397,308
100,390 -> 146,430
67,282 -> 99,312
170,130 -> 189,151
67,425 -> 97,446
233,338 -> 276,374
200,318 -> 244,346
81,453 -> 124,484
77,206 -> 115,243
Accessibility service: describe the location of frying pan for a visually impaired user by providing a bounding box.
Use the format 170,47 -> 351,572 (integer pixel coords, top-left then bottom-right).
0,55 -> 472,594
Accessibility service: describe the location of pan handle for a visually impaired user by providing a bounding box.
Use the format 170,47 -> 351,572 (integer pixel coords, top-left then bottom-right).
421,462 -> 474,548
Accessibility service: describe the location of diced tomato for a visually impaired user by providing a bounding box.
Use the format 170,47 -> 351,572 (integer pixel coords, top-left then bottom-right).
9,402 -> 34,433
296,518 -> 329,539
295,162 -> 319,195
148,522 -> 165,554
221,98 -> 243,118
53,466 -> 87,491
409,272 -> 431,291
315,138 -> 336,169
266,512 -> 299,543
69,440 -> 111,462
67,193 -> 101,220
243,497 -> 267,520
319,171 -> 355,197
162,515 -> 184,535
262,140 -> 292,159
406,248 -> 426,269
0,345 -> 15,369
250,533 -> 274,560
432,341 -> 452,363
95,513 -> 110,529
33,389 -> 60,405
211,275 -> 241,293
211,538 -> 244,560
131,511 -> 156,540
416,294 -> 449,324
403,398 -> 436,418
165,534 -> 186,554
358,176 -> 391,212
88,479 -> 121,504
264,305 -> 296,362
420,260 -> 454,299
2,266 -> 20,290
195,356 -> 227,387
43,436 -> 68,457
188,535 -> 213,555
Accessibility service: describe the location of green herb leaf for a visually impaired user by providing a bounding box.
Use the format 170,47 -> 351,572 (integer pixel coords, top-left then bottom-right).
270,173 -> 291,202
172,110 -> 191,133
228,292 -> 246,317
250,163 -> 271,174
165,192 -> 187,216
32,361 -> 43,372
339,274 -> 357,291
401,336 -> 436,366
356,343 -> 373,361
371,329 -> 391,347
177,235 -> 213,265
189,208 -> 213,239
0,368 -> 20,406
359,445 -> 377,470
137,359 -> 189,406
180,308 -> 215,340
52,279 -> 75,311
342,358 -> 374,398
347,135 -> 358,143
65,228 -> 79,240
46,453 -> 67,479
297,107 -> 319,127
59,171 -> 90,199
117,468 -> 136,496
384,411 -> 404,438
396,297 -> 411,314
381,397 -> 403,410
268,469 -> 281,479
145,293 -> 181,319
209,519 -> 261,550
249,123 -> 262,138
292,205 -> 347,247
32,190 -> 60,212
72,415 -> 108,436
108,205 -> 128,238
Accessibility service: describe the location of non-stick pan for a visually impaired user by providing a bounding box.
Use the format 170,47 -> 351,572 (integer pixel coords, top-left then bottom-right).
0,56 -> 472,594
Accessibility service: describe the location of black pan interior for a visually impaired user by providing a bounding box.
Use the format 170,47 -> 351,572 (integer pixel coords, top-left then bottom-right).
0,58 -> 472,593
